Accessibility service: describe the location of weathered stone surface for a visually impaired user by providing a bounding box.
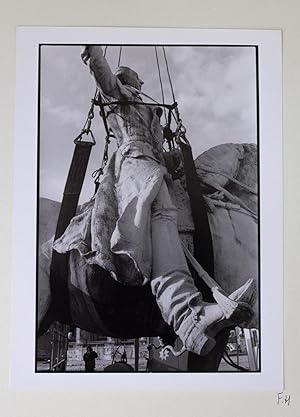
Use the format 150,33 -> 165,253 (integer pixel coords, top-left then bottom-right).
195,143 -> 258,215
195,143 -> 244,190
194,143 -> 258,327
38,141 -> 259,333
172,178 -> 195,253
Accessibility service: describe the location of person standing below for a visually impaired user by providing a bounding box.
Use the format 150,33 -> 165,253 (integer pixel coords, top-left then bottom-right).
83,345 -> 98,372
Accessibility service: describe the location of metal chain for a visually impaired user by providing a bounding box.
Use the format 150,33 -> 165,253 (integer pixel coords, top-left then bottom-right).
74,89 -> 99,145
92,133 -> 112,185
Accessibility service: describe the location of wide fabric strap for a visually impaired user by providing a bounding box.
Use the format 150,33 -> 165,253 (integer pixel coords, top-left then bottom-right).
179,141 -> 215,301
49,141 -> 93,323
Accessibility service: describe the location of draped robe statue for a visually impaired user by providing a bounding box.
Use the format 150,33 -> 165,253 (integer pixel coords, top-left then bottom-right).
38,46 -> 257,360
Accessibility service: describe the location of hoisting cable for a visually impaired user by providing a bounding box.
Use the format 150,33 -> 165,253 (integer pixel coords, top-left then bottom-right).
162,46 -> 189,148
158,46 -> 177,149
154,46 -> 167,124
117,46 -> 122,67
162,47 -> 176,104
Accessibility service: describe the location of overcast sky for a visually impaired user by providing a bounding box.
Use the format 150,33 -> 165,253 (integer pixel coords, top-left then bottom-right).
40,45 -> 257,203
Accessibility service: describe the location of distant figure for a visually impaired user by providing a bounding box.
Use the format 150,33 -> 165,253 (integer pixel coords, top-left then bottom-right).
121,349 -> 127,363
83,345 -> 98,372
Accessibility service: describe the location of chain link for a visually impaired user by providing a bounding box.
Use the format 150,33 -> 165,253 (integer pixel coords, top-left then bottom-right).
92,133 -> 112,185
74,90 -> 99,145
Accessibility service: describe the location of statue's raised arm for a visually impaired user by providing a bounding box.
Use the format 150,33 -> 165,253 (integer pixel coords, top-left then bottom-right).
81,45 -> 133,100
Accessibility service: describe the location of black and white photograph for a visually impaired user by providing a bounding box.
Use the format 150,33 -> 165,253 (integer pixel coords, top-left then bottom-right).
36,42 -> 259,373
10,27 -> 283,391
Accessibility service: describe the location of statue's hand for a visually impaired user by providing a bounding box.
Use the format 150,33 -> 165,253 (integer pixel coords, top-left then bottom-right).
81,45 -> 105,64
81,46 -> 91,65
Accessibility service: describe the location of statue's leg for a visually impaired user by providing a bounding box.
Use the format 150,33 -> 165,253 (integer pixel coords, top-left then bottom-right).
151,180 -> 230,356
187,327 -> 232,371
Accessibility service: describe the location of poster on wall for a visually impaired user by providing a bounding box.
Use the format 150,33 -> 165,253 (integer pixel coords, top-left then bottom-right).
10,27 -> 282,390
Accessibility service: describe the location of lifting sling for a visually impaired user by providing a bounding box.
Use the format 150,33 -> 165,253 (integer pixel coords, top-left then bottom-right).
49,140 -> 94,323
48,96 -> 97,324
178,141 -> 215,301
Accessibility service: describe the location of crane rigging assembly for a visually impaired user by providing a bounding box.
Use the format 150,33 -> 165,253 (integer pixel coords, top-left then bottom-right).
44,45 -> 258,372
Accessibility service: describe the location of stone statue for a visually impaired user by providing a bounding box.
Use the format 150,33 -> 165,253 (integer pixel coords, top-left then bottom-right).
48,46 -> 252,355
38,46 -> 256,360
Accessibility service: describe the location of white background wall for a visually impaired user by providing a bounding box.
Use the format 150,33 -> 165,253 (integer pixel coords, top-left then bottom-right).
1,1 -> 299,416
